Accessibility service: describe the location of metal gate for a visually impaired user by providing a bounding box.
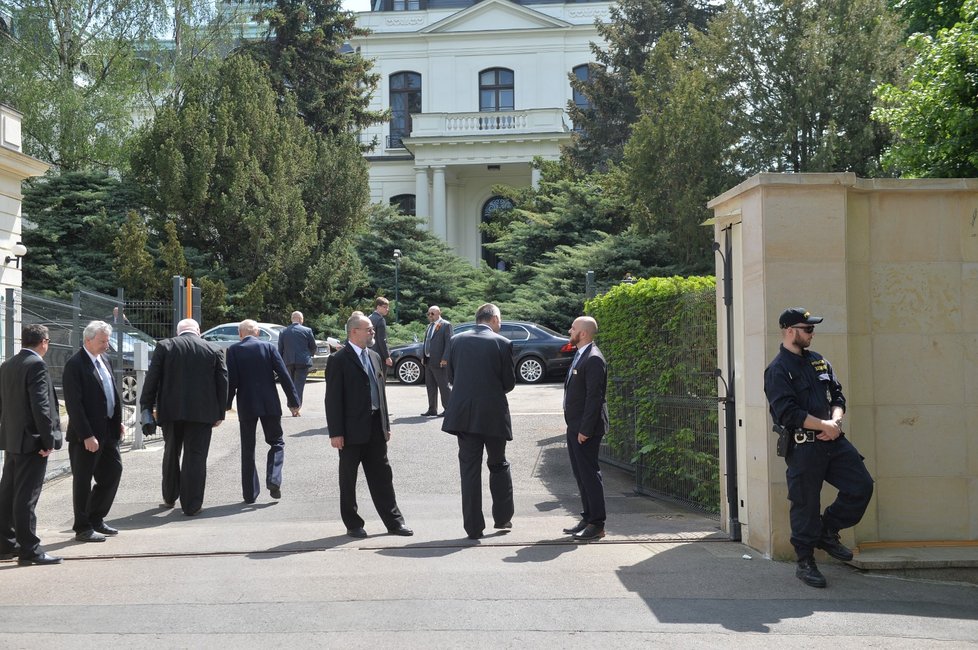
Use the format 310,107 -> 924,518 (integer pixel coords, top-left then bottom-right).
600,289 -> 720,515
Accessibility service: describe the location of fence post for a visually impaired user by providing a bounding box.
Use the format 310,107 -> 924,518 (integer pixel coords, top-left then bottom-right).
585,270 -> 595,300
131,341 -> 150,450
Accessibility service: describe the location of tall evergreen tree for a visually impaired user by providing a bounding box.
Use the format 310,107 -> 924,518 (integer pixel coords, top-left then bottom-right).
22,171 -> 135,297
566,0 -> 719,172
243,0 -> 386,136
128,55 -> 368,321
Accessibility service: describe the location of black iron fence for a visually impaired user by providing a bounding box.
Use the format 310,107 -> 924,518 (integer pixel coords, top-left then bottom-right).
598,289 -> 720,516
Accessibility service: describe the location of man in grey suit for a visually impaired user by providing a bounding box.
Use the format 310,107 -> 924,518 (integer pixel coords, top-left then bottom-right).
368,297 -> 392,369
442,303 -> 516,540
278,311 -> 317,408
140,318 -> 228,516
63,320 -> 124,543
562,316 -> 610,542
227,319 -> 299,503
0,324 -> 62,565
325,313 -> 412,538
421,305 -> 452,417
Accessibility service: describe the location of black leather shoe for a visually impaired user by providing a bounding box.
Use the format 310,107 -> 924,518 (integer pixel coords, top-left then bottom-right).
420,411 -> 437,417
388,525 -> 414,537
573,524 -> 606,542
347,527 -> 368,538
160,501 -> 175,509
0,547 -> 18,561
796,557 -> 827,588
563,520 -> 587,535
93,523 -> 118,536
185,507 -> 202,516
494,521 -> 512,530
817,530 -> 854,561
467,532 -> 483,540
436,412 -> 445,417
75,530 -> 106,543
269,485 -> 282,499
18,552 -> 62,566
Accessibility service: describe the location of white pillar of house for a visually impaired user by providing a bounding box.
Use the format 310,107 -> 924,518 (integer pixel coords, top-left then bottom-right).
531,166 -> 542,189
432,166 -> 447,239
414,166 -> 430,228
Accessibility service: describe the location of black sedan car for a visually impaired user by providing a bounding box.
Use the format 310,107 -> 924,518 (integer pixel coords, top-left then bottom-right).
388,321 -> 576,385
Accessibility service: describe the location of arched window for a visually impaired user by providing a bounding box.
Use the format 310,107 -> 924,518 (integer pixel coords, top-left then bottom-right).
479,68 -> 514,112
481,196 -> 515,269
389,72 -> 421,148
390,194 -> 416,216
571,64 -> 592,131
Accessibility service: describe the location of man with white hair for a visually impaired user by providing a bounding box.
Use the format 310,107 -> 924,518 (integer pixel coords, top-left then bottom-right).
227,319 -> 299,503
62,320 -> 124,542
141,318 -> 228,516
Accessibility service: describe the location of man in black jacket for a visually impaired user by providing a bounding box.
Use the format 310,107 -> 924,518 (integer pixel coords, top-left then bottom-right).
368,297 -> 393,369
0,325 -> 62,565
562,316 -> 609,542
442,303 -> 516,540
764,307 -> 874,588
325,313 -> 412,538
140,318 -> 228,516
63,320 -> 124,543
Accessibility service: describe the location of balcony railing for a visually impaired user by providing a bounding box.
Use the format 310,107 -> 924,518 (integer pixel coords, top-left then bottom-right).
407,108 -> 569,139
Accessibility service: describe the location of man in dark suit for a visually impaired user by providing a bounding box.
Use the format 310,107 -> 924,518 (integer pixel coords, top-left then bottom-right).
562,316 -> 610,542
0,324 -> 62,565
140,318 -> 228,516
227,319 -> 300,503
441,303 -> 516,540
421,305 -> 452,417
278,311 -> 317,409
325,313 -> 412,538
368,297 -> 393,369
62,320 -> 124,543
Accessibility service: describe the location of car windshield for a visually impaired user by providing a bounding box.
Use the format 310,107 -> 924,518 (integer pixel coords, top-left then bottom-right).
531,324 -> 563,337
110,329 -> 157,353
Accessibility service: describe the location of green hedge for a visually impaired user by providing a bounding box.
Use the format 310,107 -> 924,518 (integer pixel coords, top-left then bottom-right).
587,276 -> 720,512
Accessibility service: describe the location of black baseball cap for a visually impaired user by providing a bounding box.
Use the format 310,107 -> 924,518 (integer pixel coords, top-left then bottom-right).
779,307 -> 823,328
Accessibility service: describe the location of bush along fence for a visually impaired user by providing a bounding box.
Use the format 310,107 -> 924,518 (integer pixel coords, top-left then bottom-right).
588,276 -> 720,515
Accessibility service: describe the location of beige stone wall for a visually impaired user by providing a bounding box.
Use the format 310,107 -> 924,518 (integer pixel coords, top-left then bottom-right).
709,173 -> 978,558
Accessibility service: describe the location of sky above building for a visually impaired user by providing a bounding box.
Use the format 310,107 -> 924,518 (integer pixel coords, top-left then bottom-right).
342,0 -> 371,11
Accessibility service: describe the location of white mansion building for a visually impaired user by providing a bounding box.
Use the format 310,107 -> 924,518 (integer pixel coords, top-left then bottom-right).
350,0 -> 611,266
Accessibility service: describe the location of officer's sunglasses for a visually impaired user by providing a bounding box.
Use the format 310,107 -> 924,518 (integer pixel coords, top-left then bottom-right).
791,325 -> 815,333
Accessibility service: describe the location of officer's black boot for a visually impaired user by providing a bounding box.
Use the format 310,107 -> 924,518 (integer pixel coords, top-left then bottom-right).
817,525 -> 854,562
796,557 -> 827,588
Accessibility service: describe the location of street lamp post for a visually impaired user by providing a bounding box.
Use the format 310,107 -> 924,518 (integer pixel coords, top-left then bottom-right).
393,248 -> 401,324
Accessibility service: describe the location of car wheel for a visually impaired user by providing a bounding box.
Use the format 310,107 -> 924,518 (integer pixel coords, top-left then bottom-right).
121,373 -> 138,405
395,358 -> 424,384
517,356 -> 545,384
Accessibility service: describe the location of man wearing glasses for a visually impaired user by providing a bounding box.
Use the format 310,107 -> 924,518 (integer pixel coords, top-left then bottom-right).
764,307 -> 874,588
420,305 -> 452,417
325,313 -> 413,538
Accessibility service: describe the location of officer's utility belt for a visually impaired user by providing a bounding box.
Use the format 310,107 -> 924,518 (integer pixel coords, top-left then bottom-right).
792,429 -> 820,444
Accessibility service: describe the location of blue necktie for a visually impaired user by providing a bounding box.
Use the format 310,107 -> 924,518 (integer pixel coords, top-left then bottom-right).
361,349 -> 380,410
95,357 -> 115,414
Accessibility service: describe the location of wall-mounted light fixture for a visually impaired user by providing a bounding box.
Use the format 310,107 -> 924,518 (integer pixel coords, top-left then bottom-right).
5,241 -> 26,269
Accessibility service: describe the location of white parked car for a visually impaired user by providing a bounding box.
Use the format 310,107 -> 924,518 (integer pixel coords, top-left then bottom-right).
201,322 -> 330,370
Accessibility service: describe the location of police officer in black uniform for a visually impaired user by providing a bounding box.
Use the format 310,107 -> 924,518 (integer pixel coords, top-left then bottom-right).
764,307 -> 874,588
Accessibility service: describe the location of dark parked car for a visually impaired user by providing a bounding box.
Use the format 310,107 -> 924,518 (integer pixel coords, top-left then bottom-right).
201,322 -> 331,370
388,321 -> 576,385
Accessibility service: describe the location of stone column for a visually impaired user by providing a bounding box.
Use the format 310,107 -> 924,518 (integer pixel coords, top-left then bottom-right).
432,166 -> 447,240
414,166 -> 430,229
531,166 -> 542,189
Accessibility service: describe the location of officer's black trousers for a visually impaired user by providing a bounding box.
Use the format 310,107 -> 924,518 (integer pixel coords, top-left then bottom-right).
785,436 -> 874,559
